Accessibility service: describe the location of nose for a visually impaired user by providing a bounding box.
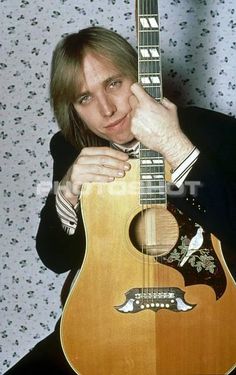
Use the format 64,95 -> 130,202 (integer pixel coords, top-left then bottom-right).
97,93 -> 116,117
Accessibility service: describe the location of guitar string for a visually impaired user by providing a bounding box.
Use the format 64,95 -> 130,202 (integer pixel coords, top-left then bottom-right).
147,0 -> 154,307
139,0 -> 164,309
138,0 -> 145,306
152,0 -> 157,307
148,0 -> 155,306
142,0 -> 152,308
145,0 -> 150,307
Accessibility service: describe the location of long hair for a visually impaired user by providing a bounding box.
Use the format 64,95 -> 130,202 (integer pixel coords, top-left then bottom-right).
50,27 -> 138,149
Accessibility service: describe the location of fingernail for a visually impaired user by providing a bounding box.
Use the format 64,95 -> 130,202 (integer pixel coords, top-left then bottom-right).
124,164 -> 130,170
117,171 -> 124,177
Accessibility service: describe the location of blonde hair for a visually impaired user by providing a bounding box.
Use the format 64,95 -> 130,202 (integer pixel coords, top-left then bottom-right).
50,26 -> 138,149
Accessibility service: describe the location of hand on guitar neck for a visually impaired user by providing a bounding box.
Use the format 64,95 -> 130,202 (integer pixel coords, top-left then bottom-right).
129,82 -> 195,170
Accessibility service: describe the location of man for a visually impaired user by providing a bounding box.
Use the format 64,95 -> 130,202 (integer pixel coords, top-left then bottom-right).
6,26 -> 236,374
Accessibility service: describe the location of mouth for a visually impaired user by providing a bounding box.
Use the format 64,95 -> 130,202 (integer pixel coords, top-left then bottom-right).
105,115 -> 127,130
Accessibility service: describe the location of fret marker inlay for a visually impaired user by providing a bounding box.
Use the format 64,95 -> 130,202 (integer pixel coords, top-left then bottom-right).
150,48 -> 159,58
140,49 -> 150,58
149,17 -> 158,28
140,18 -> 149,28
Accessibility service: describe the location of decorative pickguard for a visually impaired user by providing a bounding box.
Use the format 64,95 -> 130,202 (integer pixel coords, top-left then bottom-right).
158,203 -> 227,300
115,287 -> 195,314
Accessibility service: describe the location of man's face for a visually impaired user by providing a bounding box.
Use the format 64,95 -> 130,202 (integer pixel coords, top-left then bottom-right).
73,52 -> 135,145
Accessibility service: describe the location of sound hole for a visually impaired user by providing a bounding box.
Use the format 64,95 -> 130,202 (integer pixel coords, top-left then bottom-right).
129,207 -> 179,256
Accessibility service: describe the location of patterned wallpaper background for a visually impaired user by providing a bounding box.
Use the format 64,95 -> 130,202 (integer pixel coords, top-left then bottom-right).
0,0 -> 235,373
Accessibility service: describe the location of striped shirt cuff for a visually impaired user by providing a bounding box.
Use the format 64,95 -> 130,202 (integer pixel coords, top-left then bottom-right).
171,147 -> 200,188
56,186 -> 80,235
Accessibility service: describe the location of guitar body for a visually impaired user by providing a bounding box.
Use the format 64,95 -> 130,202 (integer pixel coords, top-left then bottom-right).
60,159 -> 236,375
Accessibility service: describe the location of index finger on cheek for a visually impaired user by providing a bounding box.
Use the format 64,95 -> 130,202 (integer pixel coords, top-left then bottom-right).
130,82 -> 148,102
129,93 -> 138,109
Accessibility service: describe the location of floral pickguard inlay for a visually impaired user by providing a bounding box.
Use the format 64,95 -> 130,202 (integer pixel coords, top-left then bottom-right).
164,229 -> 216,275
158,204 -> 227,300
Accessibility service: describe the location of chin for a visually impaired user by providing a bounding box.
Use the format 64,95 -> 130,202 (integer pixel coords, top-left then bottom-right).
115,135 -> 136,146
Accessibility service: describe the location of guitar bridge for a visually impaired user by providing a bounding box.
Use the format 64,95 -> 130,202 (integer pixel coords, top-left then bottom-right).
115,287 -> 195,313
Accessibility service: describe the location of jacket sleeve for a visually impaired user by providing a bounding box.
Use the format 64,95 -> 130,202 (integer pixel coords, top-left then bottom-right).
178,106 -> 236,180
172,107 -> 236,276
36,132 -> 86,274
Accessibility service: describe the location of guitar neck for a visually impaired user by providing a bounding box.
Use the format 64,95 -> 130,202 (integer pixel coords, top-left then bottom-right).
137,0 -> 166,205
137,0 -> 162,100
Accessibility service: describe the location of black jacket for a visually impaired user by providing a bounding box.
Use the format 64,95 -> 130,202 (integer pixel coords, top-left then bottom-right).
36,106 -> 236,277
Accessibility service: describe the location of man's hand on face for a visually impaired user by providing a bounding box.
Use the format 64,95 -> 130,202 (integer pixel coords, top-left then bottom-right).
59,147 -> 131,205
129,83 -> 194,170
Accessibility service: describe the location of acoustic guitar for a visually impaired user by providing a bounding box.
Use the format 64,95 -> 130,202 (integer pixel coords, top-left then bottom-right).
60,1 -> 236,373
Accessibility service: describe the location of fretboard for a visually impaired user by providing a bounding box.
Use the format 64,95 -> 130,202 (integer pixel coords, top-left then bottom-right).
137,0 -> 165,205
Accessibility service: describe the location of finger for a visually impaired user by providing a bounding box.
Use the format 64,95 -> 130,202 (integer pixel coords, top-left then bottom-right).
72,165 -> 126,187
130,82 -> 150,103
79,164 -> 127,178
86,174 -> 116,183
76,154 -> 130,171
80,146 -> 129,161
129,93 -> 139,110
160,97 -> 176,110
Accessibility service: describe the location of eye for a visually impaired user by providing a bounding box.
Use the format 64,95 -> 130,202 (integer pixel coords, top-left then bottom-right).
78,94 -> 92,105
108,79 -> 122,89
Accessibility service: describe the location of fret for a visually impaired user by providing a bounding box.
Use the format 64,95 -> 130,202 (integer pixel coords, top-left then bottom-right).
141,188 -> 166,193
139,71 -> 161,76
141,181 -> 165,188
140,86 -> 162,100
141,176 -> 163,180
139,56 -> 160,61
141,193 -> 166,198
141,83 -> 161,88
139,0 -> 158,15
141,191 -> 165,198
141,163 -> 164,167
141,167 -> 164,171
140,146 -> 162,157
139,44 -> 159,48
141,198 -> 166,204
141,188 -> 166,194
141,184 -> 165,191
141,179 -> 165,184
140,155 -> 162,160
140,179 -> 164,186
141,194 -> 166,203
139,62 -> 160,74
139,32 -> 159,46
139,13 -> 158,17
141,168 -> 165,175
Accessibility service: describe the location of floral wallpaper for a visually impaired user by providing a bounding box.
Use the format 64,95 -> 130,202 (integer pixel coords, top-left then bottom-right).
0,0 -> 235,373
